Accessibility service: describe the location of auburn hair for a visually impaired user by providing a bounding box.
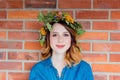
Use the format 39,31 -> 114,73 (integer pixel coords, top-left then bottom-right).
41,21 -> 82,67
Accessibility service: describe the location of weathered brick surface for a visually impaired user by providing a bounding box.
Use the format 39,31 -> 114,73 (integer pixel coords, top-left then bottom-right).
94,74 -> 107,80
0,11 -> 6,18
93,0 -> 120,9
24,42 -> 42,50
110,75 -> 120,80
110,33 -> 120,41
110,54 -> 120,62
0,0 -> 23,9
0,62 -> 22,70
0,72 -> 6,80
83,53 -> 107,62
78,32 -> 108,40
93,22 -> 120,30
93,43 -> 120,52
8,52 -> 39,60
8,10 -> 39,19
0,21 -> 23,30
0,31 -> 6,39
76,11 -> 108,19
24,62 -> 37,70
8,72 -> 29,80
78,42 -> 90,51
25,0 -> 56,8
111,11 -> 120,19
0,41 -> 22,49
0,52 -> 6,60
8,31 -> 39,40
58,0 -> 91,9
92,64 -> 120,72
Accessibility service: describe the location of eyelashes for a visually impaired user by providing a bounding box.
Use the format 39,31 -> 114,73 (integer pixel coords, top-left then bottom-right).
52,33 -> 70,37
52,34 -> 57,37
63,33 -> 69,37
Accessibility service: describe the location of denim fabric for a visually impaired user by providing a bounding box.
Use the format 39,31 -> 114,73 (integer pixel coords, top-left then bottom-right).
29,57 -> 94,80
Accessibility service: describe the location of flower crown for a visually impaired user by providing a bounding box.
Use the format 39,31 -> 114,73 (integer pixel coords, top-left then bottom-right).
38,11 -> 85,46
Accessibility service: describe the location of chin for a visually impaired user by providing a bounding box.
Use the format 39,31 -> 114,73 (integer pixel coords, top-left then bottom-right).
54,48 -> 69,54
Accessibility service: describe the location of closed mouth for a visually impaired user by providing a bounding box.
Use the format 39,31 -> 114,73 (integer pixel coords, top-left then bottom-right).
56,45 -> 65,48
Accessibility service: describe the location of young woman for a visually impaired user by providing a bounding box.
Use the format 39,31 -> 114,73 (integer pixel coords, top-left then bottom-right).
29,12 -> 94,80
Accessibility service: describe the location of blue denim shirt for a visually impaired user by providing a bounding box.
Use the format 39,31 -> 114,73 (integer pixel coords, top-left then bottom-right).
29,57 -> 94,80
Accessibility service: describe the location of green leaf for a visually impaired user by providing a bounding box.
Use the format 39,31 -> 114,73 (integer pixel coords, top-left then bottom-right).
77,29 -> 85,35
70,24 -> 75,29
46,23 -> 52,31
39,36 -> 45,46
38,12 -> 44,22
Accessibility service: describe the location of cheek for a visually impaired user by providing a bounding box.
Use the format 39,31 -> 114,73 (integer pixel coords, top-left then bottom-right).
64,37 -> 71,45
50,37 -> 57,45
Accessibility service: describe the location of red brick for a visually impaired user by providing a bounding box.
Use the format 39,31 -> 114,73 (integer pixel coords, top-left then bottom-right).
0,11 -> 6,18
8,31 -> 39,40
94,74 -> 107,80
25,0 -> 56,8
93,43 -> 120,52
78,42 -> 90,51
8,52 -> 39,60
92,64 -> 120,72
24,62 -> 36,70
110,75 -> 120,80
8,10 -> 39,19
76,11 -> 108,19
94,0 -> 120,9
83,53 -> 107,62
0,62 -> 22,70
0,21 -> 23,30
78,21 -> 91,30
0,41 -> 22,49
25,21 -> 44,30
0,72 -> 6,80
93,22 -> 120,30
110,33 -> 120,41
8,72 -> 29,80
24,42 -> 42,50
0,52 -> 6,60
58,0 -> 91,9
110,54 -> 120,62
111,11 -> 120,19
0,32 -> 6,39
77,32 -> 108,40
0,0 -> 23,9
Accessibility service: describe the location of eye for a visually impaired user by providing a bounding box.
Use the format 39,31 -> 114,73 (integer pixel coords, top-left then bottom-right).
52,34 -> 57,37
63,33 -> 70,37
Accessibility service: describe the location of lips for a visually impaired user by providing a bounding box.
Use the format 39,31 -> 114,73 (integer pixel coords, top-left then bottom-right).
56,45 -> 65,48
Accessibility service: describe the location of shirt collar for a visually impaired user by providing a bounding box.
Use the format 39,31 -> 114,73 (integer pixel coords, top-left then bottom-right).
44,57 -> 74,69
44,57 -> 53,68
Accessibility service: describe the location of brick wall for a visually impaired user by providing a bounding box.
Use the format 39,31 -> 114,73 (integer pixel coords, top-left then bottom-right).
0,0 -> 120,80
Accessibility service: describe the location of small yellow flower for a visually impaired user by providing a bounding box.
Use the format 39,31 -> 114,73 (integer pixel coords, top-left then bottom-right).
56,12 -> 62,19
40,27 -> 46,35
65,15 -> 74,23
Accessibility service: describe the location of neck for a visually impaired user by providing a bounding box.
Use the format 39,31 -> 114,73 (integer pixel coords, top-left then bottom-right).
51,51 -> 66,77
52,51 -> 65,62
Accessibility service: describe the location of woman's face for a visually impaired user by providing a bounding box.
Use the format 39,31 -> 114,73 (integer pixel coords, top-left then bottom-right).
50,23 -> 71,54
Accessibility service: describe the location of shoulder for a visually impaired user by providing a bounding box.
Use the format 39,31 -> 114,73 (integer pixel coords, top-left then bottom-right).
31,57 -> 51,71
74,60 -> 92,71
79,60 -> 91,67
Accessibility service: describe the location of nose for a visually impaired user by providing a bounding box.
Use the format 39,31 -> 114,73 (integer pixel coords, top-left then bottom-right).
58,35 -> 63,43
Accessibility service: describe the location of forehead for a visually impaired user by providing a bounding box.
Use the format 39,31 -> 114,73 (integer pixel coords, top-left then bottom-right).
51,23 -> 69,32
